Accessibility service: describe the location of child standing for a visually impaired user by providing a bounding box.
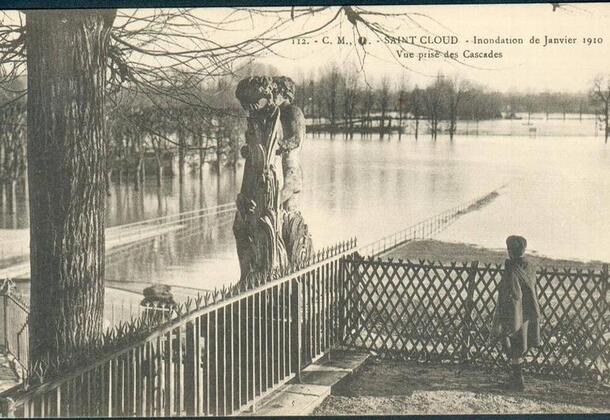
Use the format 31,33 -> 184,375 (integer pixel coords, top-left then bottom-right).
492,235 -> 541,391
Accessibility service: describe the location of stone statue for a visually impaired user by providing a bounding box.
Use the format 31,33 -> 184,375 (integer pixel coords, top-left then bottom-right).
233,76 -> 313,287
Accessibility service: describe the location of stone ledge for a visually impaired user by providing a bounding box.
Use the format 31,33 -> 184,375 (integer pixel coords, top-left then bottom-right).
243,350 -> 370,416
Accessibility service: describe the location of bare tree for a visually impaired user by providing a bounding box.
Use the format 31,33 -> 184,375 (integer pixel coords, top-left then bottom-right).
396,77 -> 409,139
523,94 -> 536,123
320,63 -> 342,132
446,76 -> 470,141
408,86 -> 424,140
540,91 -> 552,120
0,100 -> 26,212
591,75 -> 610,143
343,67 -> 361,138
361,85 -> 375,134
378,77 -> 391,138
423,74 -> 447,140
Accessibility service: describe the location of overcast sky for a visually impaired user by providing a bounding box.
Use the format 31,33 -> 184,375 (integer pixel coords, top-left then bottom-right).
4,3 -> 610,93
244,3 -> 610,93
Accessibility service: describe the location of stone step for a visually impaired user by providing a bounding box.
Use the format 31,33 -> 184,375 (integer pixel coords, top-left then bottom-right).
249,384 -> 330,416
243,350 -> 370,416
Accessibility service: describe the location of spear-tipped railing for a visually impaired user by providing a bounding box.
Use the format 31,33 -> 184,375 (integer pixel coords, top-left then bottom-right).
0,238 -> 357,417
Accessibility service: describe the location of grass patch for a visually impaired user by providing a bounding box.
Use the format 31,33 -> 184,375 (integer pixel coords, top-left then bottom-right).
383,239 -> 606,270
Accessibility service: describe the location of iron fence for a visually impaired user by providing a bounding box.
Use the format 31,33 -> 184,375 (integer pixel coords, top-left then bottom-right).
0,293 -> 29,373
0,239 -> 356,417
0,292 -> 172,373
2,239 -> 609,417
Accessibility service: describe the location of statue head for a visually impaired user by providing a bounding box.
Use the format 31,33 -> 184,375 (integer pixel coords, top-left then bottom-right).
235,75 -> 296,115
272,76 -> 295,105
235,76 -> 275,114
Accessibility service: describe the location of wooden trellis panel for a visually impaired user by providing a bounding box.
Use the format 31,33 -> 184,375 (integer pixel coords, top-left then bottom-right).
342,255 -> 610,383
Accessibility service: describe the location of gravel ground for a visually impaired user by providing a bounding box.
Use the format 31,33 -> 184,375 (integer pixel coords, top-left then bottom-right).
314,359 -> 610,415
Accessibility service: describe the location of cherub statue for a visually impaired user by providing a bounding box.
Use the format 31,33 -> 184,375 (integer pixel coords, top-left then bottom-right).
233,76 -> 313,287
272,77 -> 313,266
273,76 -> 303,211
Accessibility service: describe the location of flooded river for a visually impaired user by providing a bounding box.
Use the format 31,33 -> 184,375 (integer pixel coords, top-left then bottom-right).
2,117 -> 609,291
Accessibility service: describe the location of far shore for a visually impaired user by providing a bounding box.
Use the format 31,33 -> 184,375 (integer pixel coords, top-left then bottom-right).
382,239 -> 606,270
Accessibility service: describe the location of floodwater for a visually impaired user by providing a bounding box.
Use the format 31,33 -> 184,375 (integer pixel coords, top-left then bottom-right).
2,116 -> 610,292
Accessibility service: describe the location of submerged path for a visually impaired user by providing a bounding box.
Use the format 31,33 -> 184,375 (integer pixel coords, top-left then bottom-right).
358,188 -> 502,257
0,203 -> 236,280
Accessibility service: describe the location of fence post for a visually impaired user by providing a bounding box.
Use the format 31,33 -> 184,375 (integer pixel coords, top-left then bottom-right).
3,294 -> 8,351
290,277 -> 302,383
184,320 -> 196,415
2,294 -> 8,352
596,264 -> 609,377
461,261 -> 479,365
338,256 -> 347,346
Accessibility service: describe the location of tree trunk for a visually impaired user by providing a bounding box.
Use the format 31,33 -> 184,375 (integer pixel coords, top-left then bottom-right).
156,186 -> 163,216
449,118 -> 456,141
167,152 -> 176,177
105,167 -> 112,197
606,102 -> 610,144
198,133 -> 205,181
26,9 -> 115,366
134,158 -> 142,191
156,158 -> 163,187
216,134 -> 222,175
7,180 -> 16,215
398,110 -> 403,139
178,130 -> 185,184
233,135 -> 239,174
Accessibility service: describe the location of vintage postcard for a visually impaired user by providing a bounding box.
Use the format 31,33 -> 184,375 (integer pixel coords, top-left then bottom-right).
0,2 -> 608,417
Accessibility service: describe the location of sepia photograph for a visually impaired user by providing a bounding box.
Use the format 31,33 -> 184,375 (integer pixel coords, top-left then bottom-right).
0,1 -> 608,417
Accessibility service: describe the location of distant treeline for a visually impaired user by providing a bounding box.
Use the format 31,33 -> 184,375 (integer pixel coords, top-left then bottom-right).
292,64 -> 597,139
1,62 -> 607,202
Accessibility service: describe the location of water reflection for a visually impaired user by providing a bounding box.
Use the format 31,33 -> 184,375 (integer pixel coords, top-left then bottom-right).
105,164 -> 241,227
0,179 -> 28,229
106,210 -> 237,291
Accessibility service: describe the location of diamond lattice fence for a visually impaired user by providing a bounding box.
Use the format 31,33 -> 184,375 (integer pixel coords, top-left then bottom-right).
342,255 -> 609,383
